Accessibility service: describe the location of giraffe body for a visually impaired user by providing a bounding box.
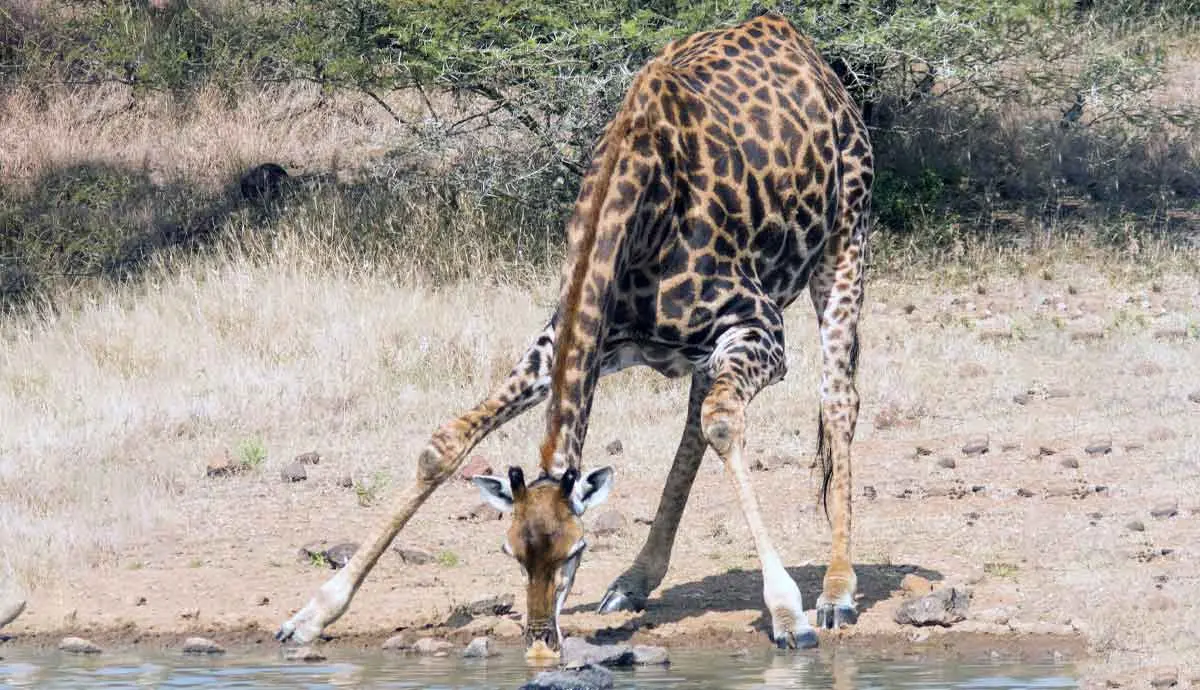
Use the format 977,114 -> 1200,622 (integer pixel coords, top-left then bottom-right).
277,12 -> 872,654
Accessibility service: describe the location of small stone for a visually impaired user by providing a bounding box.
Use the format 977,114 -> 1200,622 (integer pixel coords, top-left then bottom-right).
324,542 -> 358,569
1000,442 -> 1021,452
59,637 -> 102,654
591,509 -> 627,537
862,485 -> 877,500
520,664 -> 614,690
413,637 -> 454,656
256,596 -> 270,606
179,608 -> 200,620
900,574 -> 934,595
284,646 -> 325,662
1151,502 -> 1179,519
443,593 -> 517,627
749,456 -> 770,471
1038,446 -> 1057,456
894,587 -> 971,627
1069,330 -> 1104,342
915,445 -> 934,456
1012,393 -> 1031,405
280,461 -> 307,482
1084,440 -> 1112,456
205,451 -> 243,478
1016,488 -> 1034,498
1188,391 -> 1200,404
462,636 -> 498,658
132,596 -> 148,607
1126,520 -> 1145,532
961,438 -> 989,456
459,503 -> 504,522
604,439 -> 624,456
631,645 -> 669,665
1150,670 -> 1179,688
393,546 -> 434,565
937,457 -> 956,469
335,474 -> 353,488
458,455 -> 493,481
382,631 -> 417,651
182,637 -> 225,655
561,637 -> 635,669
493,618 -> 523,638
295,451 -> 322,465
0,599 -> 26,628
1060,457 -> 1080,469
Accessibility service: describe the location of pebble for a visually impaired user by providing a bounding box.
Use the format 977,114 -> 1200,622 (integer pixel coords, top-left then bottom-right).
413,638 -> 454,656
280,461 -> 307,482
1084,440 -> 1112,456
295,451 -> 322,465
1150,670 -> 1178,688
205,452 -> 243,478
182,637 -> 225,655
604,439 -> 624,456
1188,391 -> 1200,404
132,596 -> 147,606
393,546 -> 434,565
900,574 -> 934,595
631,645 -> 670,665
462,636 -> 498,658
937,457 -> 956,469
284,646 -> 325,662
459,503 -> 504,522
561,637 -> 635,668
961,438 -> 989,456
915,445 -> 934,456
1016,488 -> 1034,498
591,509 -> 627,537
1126,520 -> 1145,532
59,637 -> 102,654
861,485 -> 877,500
324,543 -> 359,569
382,632 -> 417,651
1012,393 -> 1031,405
1151,502 -> 1179,519
894,587 -> 971,627
1060,457 -> 1080,469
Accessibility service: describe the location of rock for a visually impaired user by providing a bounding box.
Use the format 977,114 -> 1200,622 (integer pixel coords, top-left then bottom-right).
521,664 -> 614,690
1126,520 -> 1145,532
280,461 -> 307,482
561,637 -> 635,669
1150,670 -> 1179,688
1016,488 -> 1034,498
295,451 -> 322,465
901,574 -> 934,595
862,485 -> 877,500
59,637 -> 102,654
749,456 -> 770,471
1012,393 -> 1031,405
493,618 -> 523,638
937,457 -> 956,469
335,474 -> 354,488
604,439 -> 624,456
284,646 -> 325,662
206,451 -> 243,477
458,455 -> 493,480
1038,445 -> 1057,456
132,595 -> 147,606
324,542 -> 358,569
1151,502 -> 1179,519
1084,440 -> 1112,456
1060,457 -> 1080,469
459,503 -> 504,522
0,598 -> 26,628
382,631 -> 417,651
393,546 -> 434,565
894,587 -> 971,627
961,438 -> 989,456
915,445 -> 934,456
182,637 -> 225,655
1188,391 -> 1200,404
902,304 -> 917,314
413,637 -> 454,656
631,645 -> 670,665
591,509 -> 627,537
462,636 -> 498,658
179,608 -> 199,620
256,596 -> 270,606
444,594 -> 516,627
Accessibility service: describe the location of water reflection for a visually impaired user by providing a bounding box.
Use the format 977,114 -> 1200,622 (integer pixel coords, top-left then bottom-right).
0,646 -> 1075,689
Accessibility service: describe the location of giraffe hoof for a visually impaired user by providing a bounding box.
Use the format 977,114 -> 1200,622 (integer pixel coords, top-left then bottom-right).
774,628 -> 819,650
597,588 -> 644,614
816,603 -> 858,629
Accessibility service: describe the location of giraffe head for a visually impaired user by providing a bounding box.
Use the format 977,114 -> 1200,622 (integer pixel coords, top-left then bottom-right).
473,465 -> 614,657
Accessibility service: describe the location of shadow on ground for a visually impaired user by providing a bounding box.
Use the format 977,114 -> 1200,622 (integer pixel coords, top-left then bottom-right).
566,563 -> 942,643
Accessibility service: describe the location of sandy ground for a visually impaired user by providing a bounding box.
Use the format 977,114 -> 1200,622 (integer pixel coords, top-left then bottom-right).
2,264 -> 1199,689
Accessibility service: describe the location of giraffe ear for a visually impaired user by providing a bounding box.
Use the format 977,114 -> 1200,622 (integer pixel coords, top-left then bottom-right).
572,466 -> 614,514
473,475 -> 515,513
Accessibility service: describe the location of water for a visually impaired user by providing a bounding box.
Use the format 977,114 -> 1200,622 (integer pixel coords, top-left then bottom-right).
0,647 -> 1076,689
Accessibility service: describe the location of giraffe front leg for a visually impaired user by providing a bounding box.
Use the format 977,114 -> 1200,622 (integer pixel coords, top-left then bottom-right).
702,324 -> 818,650
276,322 -> 555,644
598,372 -> 710,614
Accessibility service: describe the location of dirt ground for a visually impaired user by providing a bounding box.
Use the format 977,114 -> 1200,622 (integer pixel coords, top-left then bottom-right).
2,263 -> 1199,689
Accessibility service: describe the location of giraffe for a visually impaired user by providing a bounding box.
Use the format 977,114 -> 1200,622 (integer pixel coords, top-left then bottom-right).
276,11 -> 872,654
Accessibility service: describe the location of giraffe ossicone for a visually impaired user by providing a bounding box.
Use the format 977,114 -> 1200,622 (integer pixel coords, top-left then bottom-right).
276,11 -> 872,654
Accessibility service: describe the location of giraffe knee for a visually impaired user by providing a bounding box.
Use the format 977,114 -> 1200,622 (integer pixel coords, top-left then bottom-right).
701,399 -> 744,456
